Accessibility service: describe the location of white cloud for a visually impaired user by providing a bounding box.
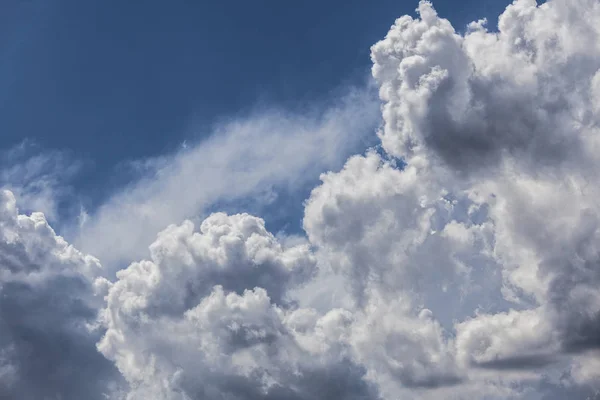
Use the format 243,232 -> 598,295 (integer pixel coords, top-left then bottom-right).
455,308 -> 560,370
97,213 -> 378,399
73,87 -> 380,272
303,151 -> 501,324
365,0 -> 600,395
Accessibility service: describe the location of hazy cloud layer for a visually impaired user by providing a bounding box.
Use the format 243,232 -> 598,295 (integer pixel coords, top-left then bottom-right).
2,0 -> 600,399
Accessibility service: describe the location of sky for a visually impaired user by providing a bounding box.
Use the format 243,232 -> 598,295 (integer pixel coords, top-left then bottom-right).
2,0 -> 600,399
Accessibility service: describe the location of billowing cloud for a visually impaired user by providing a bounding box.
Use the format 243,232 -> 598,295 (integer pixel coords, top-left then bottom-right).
97,213 -> 379,399
371,0 -> 600,176
0,190 -> 120,400
367,0 -> 600,395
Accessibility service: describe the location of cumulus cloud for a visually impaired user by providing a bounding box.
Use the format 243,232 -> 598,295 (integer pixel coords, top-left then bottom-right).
303,151 -> 499,316
367,0 -> 600,395
97,213 -> 379,399
0,190 -> 119,400
4,0 -> 600,399
371,0 -> 600,176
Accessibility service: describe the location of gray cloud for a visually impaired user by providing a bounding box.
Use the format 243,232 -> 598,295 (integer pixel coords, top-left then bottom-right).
97,214 -> 379,399
372,0 -> 599,177
0,191 -> 120,400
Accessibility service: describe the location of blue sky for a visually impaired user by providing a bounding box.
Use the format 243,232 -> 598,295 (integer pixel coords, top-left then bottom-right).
1,0 -> 510,207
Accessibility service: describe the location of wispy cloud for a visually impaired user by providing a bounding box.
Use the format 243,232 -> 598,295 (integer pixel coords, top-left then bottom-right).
0,141 -> 81,221
72,85 -> 380,271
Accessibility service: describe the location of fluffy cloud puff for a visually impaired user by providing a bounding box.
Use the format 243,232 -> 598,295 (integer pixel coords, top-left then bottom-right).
0,190 -> 119,400
98,213 -> 381,399
303,151 -> 498,316
368,0 -> 600,395
303,152 -> 512,399
372,0 -> 600,176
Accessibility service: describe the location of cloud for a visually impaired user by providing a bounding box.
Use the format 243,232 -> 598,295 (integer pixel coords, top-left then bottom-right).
303,151 -> 499,315
73,86 -> 380,272
373,0 -> 600,176
0,143 -> 81,221
0,190 -> 120,400
302,151 -> 504,398
454,309 -> 560,370
366,0 -> 600,395
97,213 -> 379,399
